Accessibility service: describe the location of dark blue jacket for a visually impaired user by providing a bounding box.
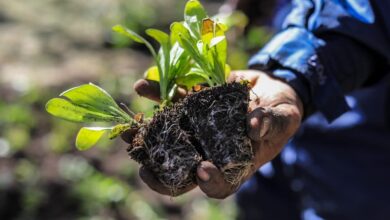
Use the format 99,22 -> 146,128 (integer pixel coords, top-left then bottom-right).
246,0 -> 390,219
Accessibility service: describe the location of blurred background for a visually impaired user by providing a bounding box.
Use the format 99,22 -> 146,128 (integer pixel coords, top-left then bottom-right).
0,0 -> 272,219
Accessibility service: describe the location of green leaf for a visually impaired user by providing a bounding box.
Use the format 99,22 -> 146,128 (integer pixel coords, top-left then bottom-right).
170,43 -> 191,78
112,25 -> 145,44
210,36 -> 226,47
112,24 -> 157,59
184,0 -> 207,39
225,64 -> 231,80
171,22 -> 207,71
146,29 -> 170,47
146,28 -> 171,100
200,18 -> 227,84
76,127 -> 111,150
144,66 -> 160,82
60,83 -> 129,120
170,22 -> 192,45
109,124 -> 131,139
46,98 -> 125,123
176,72 -> 208,89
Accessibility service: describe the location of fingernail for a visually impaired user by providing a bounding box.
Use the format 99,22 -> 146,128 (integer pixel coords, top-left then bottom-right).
260,117 -> 270,138
197,166 -> 210,182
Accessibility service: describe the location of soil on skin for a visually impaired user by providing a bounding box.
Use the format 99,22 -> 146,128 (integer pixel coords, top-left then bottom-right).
128,82 -> 254,193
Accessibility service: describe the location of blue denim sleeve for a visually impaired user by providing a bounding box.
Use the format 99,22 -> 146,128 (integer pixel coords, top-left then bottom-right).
249,0 -> 390,122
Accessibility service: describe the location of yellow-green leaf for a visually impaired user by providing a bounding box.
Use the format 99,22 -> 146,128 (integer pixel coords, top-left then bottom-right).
46,98 -> 124,123
144,66 -> 160,82
109,124 -> 131,139
184,0 -> 207,39
146,29 -> 170,46
60,83 -> 127,118
176,72 -> 207,90
112,25 -> 145,44
76,127 -> 111,151
225,64 -> 231,80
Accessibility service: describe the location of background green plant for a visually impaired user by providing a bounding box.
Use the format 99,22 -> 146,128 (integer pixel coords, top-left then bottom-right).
0,0 -> 272,219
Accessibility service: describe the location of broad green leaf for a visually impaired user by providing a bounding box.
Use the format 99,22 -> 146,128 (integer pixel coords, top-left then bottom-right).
170,22 -> 192,45
144,66 -> 160,81
146,29 -> 170,46
76,127 -> 111,150
184,0 -> 207,39
176,72 -> 208,89
109,124 -> 131,139
112,25 -> 145,43
46,98 -> 124,123
60,83 -> 129,120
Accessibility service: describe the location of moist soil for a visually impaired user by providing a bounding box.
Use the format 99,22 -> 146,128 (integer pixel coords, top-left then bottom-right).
128,82 -> 254,194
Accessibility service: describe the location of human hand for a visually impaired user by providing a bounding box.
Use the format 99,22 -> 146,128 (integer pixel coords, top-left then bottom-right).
125,70 -> 304,198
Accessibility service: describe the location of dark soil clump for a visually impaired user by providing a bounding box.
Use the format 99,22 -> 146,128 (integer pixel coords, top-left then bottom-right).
183,82 -> 254,185
128,102 -> 202,193
128,82 -> 254,193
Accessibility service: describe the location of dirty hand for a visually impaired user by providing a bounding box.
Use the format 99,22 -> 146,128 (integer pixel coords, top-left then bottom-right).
125,69 -> 304,199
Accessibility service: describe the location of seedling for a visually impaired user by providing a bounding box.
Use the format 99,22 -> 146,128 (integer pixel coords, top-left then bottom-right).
112,25 -> 191,106
46,0 -> 254,195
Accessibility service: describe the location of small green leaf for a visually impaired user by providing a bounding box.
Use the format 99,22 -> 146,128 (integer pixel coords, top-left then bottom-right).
225,64 -> 231,80
176,72 -> 208,89
144,66 -> 160,82
146,29 -> 170,46
170,22 -> 192,44
184,0 -> 207,38
112,24 -> 157,59
76,127 -> 111,150
46,98 -> 124,123
112,25 -> 145,44
109,124 -> 131,139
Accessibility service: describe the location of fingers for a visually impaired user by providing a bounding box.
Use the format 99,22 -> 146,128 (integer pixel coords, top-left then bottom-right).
247,105 -> 301,142
247,108 -> 270,142
133,79 -> 187,103
171,86 -> 188,102
139,166 -> 196,196
196,161 -> 236,199
227,70 -> 260,87
134,79 -> 161,102
120,127 -> 139,144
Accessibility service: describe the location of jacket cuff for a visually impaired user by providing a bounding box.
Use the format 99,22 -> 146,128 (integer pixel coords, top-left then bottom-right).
248,27 -> 350,121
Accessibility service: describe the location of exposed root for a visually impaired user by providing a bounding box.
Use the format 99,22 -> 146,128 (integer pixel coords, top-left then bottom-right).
127,82 -> 254,194
128,102 -> 201,193
184,82 -> 254,185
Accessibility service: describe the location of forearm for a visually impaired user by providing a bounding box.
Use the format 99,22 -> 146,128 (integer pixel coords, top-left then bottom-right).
248,0 -> 389,121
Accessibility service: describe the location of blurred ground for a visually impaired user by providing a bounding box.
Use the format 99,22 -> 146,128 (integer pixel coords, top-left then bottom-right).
0,0 -> 271,219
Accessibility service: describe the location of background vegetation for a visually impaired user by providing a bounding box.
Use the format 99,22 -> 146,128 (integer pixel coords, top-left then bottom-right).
0,0 -> 271,219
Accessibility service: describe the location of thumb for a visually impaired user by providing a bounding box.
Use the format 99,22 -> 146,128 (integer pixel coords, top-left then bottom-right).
247,108 -> 271,142
196,161 -> 233,199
